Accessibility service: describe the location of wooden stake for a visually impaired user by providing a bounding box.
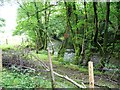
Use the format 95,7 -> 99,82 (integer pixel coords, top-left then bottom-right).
0,49 -> 2,71
88,61 -> 94,89
47,48 -> 55,89
6,39 -> 8,44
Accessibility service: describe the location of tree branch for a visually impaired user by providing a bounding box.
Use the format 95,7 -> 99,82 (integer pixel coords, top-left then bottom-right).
53,71 -> 86,88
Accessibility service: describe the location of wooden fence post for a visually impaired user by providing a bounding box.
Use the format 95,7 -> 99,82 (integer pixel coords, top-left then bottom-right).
88,61 -> 94,89
0,49 -> 2,90
22,38 -> 24,43
6,39 -> 8,44
47,48 -> 55,89
0,49 -> 2,71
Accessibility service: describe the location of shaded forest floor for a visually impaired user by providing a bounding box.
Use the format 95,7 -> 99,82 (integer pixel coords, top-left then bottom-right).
1,48 -> 120,88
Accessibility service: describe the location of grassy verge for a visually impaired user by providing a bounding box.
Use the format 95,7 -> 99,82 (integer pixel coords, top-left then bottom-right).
2,68 -> 51,88
0,44 -> 15,51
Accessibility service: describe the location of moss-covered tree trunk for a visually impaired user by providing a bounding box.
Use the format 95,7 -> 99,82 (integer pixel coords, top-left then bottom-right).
112,2 -> 120,53
72,2 -> 82,65
82,0 -> 89,65
58,1 -> 72,58
34,2 -> 44,53
102,1 -> 110,66
44,1 -> 50,50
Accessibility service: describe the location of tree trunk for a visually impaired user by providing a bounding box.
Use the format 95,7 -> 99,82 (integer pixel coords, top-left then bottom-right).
44,1 -> 48,50
34,1 -> 44,52
93,2 -> 104,56
72,2 -> 82,64
82,0 -> 88,65
102,1 -> 110,67
93,2 -> 98,43
58,39 -> 68,57
112,2 -> 120,53
58,1 -> 72,58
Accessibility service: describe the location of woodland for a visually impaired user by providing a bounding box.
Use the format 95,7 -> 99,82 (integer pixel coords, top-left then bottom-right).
0,0 -> 120,89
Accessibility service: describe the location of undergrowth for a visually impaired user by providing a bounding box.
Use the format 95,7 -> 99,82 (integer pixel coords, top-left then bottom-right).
1,67 -> 76,88
0,44 -> 14,51
2,68 -> 51,88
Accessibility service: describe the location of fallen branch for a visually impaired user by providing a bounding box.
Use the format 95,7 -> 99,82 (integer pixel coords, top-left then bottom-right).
53,71 -> 86,88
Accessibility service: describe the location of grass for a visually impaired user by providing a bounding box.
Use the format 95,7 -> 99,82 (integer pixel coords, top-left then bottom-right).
0,44 -> 15,51
2,68 -> 51,88
1,67 -> 76,88
31,50 -> 49,61
0,71 -> 2,87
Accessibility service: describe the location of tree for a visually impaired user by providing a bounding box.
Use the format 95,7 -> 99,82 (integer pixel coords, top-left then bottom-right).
101,1 -> 110,68
13,1 -> 56,53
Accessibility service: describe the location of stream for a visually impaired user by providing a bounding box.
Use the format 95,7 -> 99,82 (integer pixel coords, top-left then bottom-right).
48,39 -> 75,62
48,39 -> 101,64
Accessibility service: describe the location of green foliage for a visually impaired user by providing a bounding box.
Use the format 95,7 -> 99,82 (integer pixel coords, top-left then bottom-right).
12,1 -> 120,70
0,45 -> 14,51
0,18 -> 5,27
38,50 -> 48,55
2,68 -> 51,88
105,63 -> 119,69
2,66 -> 76,88
0,17 -> 5,32
48,14 -> 66,38
13,2 -> 44,43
